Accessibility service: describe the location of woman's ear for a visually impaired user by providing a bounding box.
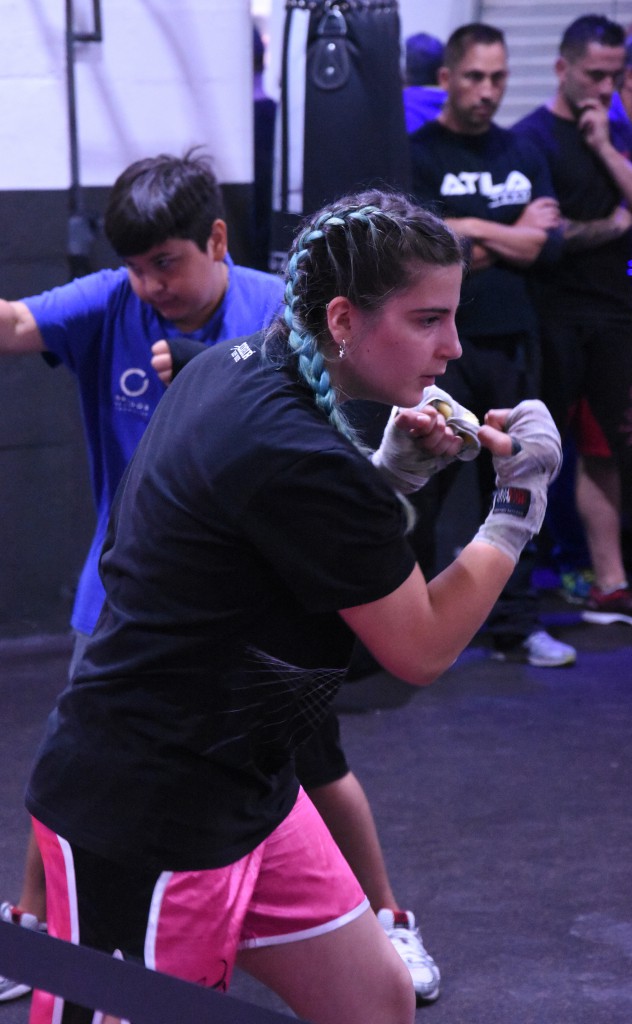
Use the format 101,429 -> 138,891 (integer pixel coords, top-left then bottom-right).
208,219 -> 228,260
326,295 -> 354,343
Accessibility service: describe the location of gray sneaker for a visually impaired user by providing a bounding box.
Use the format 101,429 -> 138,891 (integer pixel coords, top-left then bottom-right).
377,908 -> 440,1002
0,902 -> 46,1002
492,630 -> 576,667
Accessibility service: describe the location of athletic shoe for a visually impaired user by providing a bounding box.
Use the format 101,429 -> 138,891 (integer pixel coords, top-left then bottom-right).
376,908 -> 440,1003
0,902 -> 45,1002
581,585 -> 632,625
559,568 -> 595,605
491,630 -> 577,668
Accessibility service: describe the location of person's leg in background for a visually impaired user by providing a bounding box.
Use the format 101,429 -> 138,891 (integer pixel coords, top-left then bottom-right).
577,449 -> 632,623
540,426 -> 594,604
539,320 -> 632,623
296,710 -> 441,1003
576,326 -> 632,624
575,398 -> 627,595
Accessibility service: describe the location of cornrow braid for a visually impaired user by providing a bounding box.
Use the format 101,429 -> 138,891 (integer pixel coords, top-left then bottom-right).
266,189 -> 465,444
283,212 -> 359,441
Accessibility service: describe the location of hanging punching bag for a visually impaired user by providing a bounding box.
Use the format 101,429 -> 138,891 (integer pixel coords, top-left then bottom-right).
270,0 -> 410,270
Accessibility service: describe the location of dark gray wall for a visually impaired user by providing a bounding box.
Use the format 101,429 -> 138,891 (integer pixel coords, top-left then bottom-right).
1,188 -> 110,639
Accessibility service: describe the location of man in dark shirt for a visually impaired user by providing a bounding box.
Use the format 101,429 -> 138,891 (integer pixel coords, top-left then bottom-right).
409,22 -> 576,667
513,14 -> 632,624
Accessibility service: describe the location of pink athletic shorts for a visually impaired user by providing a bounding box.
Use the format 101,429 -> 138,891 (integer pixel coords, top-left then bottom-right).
30,788 -> 368,1024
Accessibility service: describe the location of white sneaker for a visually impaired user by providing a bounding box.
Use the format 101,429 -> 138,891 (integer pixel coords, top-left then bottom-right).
492,630 -> 577,668
522,630 -> 577,667
0,902 -> 46,1002
377,908 -> 440,1002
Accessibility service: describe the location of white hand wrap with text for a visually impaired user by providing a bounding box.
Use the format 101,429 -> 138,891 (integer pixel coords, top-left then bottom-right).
473,400 -> 562,565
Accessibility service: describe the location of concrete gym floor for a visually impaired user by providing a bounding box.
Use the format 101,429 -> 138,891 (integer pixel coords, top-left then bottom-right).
1,600 -> 632,1024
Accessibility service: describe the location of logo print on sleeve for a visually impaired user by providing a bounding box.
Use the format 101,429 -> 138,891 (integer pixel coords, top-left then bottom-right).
230,341 -> 255,362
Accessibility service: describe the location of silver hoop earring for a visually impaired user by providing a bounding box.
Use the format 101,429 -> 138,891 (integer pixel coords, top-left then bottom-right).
338,339 -> 347,360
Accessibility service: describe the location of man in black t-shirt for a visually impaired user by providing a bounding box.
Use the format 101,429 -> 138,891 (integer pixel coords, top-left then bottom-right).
409,22 -> 576,667
513,14 -> 632,624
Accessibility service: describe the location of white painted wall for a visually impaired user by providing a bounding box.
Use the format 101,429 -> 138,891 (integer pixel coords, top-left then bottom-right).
0,0 -> 253,190
397,0 -> 476,46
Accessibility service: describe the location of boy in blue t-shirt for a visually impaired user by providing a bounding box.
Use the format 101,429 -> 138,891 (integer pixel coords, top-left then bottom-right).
5,151 -> 284,636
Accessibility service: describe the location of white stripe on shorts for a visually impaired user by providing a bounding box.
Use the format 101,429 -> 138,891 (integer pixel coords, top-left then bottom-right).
238,896 -> 370,950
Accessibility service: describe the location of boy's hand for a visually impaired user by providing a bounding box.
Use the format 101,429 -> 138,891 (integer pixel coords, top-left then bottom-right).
150,340 -> 174,385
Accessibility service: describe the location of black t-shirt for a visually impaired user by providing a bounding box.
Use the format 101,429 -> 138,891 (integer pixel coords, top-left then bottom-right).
410,120 -> 557,337
27,335 -> 415,871
512,106 -> 632,318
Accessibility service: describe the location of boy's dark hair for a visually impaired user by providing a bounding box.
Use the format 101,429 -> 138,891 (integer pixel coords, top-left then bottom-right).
104,148 -> 225,257
444,23 -> 505,69
560,15 -> 624,61
405,32 -> 444,86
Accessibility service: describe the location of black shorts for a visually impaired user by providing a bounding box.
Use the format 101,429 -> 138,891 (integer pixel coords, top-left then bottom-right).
540,316 -> 632,459
294,707 -> 349,790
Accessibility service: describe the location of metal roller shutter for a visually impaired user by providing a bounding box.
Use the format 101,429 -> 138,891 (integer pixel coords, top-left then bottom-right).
476,0 -> 632,125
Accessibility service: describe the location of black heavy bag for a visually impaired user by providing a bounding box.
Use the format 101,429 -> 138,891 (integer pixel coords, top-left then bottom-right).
270,0 -> 410,270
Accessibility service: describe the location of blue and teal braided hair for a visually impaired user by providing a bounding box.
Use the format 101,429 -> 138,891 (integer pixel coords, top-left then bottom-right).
264,189 -> 465,443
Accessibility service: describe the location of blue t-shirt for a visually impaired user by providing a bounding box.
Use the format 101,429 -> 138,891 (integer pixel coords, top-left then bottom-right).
24,257 -> 284,633
402,86 -> 446,134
